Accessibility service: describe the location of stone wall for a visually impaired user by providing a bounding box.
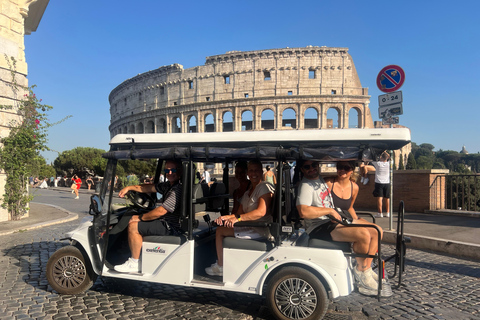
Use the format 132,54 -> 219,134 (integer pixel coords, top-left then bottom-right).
0,0 -> 48,221
109,46 -> 374,137
354,169 -> 450,213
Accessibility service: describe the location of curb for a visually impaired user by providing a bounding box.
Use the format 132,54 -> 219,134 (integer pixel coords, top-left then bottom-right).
0,202 -> 78,236
383,230 -> 480,261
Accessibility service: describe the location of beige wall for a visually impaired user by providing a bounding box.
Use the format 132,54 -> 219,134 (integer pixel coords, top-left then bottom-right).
0,0 -> 48,221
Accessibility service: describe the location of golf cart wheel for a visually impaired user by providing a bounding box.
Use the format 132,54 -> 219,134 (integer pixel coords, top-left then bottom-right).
267,267 -> 328,320
46,245 -> 96,294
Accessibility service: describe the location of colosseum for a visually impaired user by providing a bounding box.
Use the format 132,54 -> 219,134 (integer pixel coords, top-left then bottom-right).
108,46 -> 376,137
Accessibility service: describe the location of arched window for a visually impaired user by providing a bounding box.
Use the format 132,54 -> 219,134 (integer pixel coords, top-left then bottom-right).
223,111 -> 233,132
282,108 -> 296,128
146,121 -> 155,133
326,107 -> 340,129
172,117 -> 181,133
129,124 -> 135,133
261,109 -> 275,130
187,115 -> 197,133
136,122 -> 144,134
158,119 -> 166,133
204,114 -> 215,132
348,107 -> 361,128
304,107 -> 318,128
241,110 -> 253,131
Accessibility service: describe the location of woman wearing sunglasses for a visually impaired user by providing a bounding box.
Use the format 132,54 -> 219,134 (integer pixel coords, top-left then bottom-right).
297,160 -> 389,297
114,159 -> 183,273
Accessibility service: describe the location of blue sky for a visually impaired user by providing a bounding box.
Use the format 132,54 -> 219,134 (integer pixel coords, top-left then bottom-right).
24,0 -> 479,163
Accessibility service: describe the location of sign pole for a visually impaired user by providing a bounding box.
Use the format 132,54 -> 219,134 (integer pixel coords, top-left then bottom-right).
389,150 -> 394,231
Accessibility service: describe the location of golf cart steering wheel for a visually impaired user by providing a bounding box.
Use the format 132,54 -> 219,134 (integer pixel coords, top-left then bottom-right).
125,191 -> 156,210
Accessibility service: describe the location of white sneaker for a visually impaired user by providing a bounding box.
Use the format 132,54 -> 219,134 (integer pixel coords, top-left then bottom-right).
365,267 -> 379,281
375,213 -> 383,218
114,257 -> 140,273
75,196 -> 79,199
205,262 -> 223,276
72,190 -> 75,194
385,212 -> 390,218
362,177 -> 369,185
360,177 -> 365,183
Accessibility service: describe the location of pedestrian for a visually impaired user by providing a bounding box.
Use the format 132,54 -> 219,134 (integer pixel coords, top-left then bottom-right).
71,175 -> 82,199
263,165 -> 277,185
201,169 -> 210,184
86,176 -> 94,190
364,151 -> 391,218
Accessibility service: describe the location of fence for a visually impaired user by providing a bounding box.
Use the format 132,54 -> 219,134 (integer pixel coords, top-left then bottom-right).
430,174 -> 480,212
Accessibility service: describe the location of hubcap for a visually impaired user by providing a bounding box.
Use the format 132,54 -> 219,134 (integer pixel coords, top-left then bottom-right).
52,255 -> 87,289
275,278 -> 317,319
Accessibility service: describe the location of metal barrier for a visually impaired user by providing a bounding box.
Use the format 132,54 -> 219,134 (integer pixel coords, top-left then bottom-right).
430,174 -> 480,211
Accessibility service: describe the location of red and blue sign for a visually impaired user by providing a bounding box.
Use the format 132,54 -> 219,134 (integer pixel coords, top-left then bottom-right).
376,65 -> 405,93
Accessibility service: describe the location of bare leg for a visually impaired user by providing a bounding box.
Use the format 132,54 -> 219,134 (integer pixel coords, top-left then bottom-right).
74,188 -> 79,197
385,197 -> 390,214
127,221 -> 143,259
215,226 -> 234,266
376,197 -> 383,214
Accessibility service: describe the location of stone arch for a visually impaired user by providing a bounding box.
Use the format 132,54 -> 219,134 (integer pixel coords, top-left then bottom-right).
158,118 -> 166,133
241,109 -> 253,131
187,114 -> 197,133
136,122 -> 144,133
204,113 -> 215,132
282,108 -> 297,128
348,106 -> 361,128
326,106 -> 341,129
123,126 -> 128,134
261,108 -> 275,130
222,110 -> 234,132
146,120 -> 155,133
172,116 -> 181,133
304,107 -> 319,129
129,124 -> 135,133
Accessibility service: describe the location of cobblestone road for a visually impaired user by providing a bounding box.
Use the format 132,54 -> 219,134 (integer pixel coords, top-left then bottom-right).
1,219 -> 479,320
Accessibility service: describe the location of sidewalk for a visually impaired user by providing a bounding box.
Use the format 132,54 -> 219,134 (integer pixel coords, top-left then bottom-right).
1,189 -> 479,260
0,202 -> 78,236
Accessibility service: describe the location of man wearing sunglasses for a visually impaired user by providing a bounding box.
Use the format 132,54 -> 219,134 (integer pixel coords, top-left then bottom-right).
296,159 -> 388,297
114,160 -> 183,273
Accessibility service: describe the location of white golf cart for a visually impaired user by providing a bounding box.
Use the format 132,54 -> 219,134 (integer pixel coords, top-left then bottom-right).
46,128 -> 411,320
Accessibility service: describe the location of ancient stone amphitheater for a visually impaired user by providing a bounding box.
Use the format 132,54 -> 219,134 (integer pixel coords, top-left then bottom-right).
108,46 -> 375,137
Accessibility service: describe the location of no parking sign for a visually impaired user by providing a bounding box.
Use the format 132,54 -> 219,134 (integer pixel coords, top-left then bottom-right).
377,65 -> 405,93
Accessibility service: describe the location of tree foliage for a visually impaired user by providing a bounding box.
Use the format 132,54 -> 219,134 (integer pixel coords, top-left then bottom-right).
54,147 -> 107,177
0,56 -> 70,218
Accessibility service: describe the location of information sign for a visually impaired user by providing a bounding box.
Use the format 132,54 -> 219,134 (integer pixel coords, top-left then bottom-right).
382,117 -> 399,125
376,65 -> 405,93
379,91 -> 403,107
378,103 -> 403,119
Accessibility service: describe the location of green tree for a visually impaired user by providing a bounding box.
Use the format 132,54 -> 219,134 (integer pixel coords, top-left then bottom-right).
416,155 -> 433,169
54,147 -> 107,177
398,154 -> 404,170
0,56 -> 70,218
406,153 -> 417,169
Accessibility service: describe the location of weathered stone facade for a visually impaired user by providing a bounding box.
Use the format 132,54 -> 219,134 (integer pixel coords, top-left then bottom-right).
109,46 -> 375,136
0,0 -> 49,221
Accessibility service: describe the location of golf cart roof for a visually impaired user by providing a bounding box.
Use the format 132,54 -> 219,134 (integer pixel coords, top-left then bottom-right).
104,128 -> 411,162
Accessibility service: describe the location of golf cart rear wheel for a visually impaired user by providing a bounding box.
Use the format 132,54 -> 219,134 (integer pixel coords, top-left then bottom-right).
267,267 -> 328,320
46,245 -> 96,294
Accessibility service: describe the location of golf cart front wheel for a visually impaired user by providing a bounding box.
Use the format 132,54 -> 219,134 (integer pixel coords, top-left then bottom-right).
46,245 -> 96,294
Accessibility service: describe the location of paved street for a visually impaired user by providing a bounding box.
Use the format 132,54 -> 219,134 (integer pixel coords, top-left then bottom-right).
0,189 -> 478,319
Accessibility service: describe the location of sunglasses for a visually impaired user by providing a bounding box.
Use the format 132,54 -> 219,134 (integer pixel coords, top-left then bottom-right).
336,165 -> 353,171
164,168 -> 177,174
302,163 -> 319,170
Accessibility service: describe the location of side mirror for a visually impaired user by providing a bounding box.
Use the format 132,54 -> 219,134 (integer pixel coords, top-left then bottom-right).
89,194 -> 102,215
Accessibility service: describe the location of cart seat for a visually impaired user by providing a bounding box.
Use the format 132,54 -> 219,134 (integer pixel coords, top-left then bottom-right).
223,236 -> 274,252
143,234 -> 187,245
296,232 -> 351,252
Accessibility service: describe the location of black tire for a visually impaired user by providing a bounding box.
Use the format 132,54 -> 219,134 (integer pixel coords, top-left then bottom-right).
266,267 -> 329,320
46,245 -> 96,294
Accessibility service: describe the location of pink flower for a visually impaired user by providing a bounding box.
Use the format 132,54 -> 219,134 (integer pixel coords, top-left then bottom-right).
35,119 -> 40,124
33,135 -> 36,139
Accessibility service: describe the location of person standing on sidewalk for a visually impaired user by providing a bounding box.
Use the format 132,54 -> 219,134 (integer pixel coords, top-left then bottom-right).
364,151 -> 391,218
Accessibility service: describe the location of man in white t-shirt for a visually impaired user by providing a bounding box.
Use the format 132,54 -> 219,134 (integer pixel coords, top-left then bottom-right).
201,169 -> 210,184
365,151 -> 391,218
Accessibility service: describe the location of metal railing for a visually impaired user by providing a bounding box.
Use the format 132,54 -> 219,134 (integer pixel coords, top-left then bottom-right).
430,174 -> 480,211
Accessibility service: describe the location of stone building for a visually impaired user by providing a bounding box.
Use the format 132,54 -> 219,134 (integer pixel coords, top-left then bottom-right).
109,46 -> 375,137
0,0 -> 49,221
